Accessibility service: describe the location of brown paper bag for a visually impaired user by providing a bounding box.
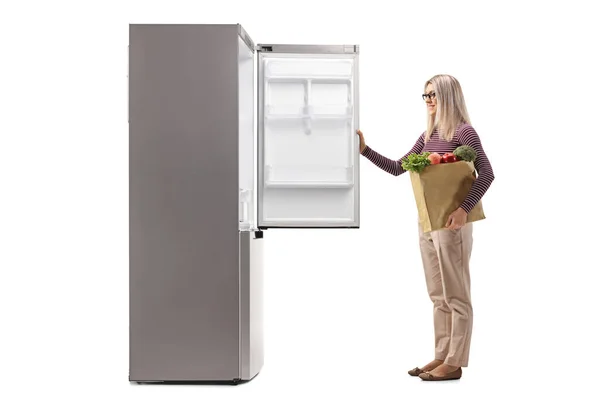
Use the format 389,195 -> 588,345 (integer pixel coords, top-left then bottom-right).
409,161 -> 485,233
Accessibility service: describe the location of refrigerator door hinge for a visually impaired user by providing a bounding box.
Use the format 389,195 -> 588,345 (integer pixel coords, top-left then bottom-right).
344,45 -> 359,54
256,45 -> 273,52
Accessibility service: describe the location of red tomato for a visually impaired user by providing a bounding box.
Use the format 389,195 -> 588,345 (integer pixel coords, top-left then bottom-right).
442,153 -> 457,163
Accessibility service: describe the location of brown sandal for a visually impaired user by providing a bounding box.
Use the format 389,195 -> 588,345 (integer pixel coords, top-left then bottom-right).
408,367 -> 425,376
419,367 -> 462,381
409,360 -> 444,376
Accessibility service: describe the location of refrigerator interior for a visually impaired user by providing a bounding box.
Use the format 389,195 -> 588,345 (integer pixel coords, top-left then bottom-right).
258,52 -> 359,228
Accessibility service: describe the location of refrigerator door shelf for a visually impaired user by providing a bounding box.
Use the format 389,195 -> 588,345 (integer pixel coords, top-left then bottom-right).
258,46 -> 359,229
239,188 -> 253,228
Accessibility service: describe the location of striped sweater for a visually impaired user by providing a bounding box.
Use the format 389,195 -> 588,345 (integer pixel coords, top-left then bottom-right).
361,123 -> 495,214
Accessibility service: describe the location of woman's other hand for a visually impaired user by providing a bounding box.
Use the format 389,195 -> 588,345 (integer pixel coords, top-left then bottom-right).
445,207 -> 467,230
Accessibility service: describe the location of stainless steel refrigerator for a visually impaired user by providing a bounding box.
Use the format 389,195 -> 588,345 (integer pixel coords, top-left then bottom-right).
129,23 -> 360,384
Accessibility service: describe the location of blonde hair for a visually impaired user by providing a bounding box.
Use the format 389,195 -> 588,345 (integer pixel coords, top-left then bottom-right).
424,74 -> 471,142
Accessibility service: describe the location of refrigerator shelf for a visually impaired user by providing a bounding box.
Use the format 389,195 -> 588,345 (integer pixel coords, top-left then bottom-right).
264,181 -> 354,189
264,111 -> 308,119
264,76 -> 352,82
264,113 -> 352,120
265,106 -> 354,119
264,165 -> 353,188
265,77 -> 352,118
260,217 -> 354,223
265,60 -> 353,78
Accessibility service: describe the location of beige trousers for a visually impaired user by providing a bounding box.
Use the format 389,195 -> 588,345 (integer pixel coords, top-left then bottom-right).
418,222 -> 474,367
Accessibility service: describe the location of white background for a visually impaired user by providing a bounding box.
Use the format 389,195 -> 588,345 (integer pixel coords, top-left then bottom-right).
1,0 -> 599,399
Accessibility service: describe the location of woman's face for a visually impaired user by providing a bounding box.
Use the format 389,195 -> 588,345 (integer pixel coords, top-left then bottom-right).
424,83 -> 437,116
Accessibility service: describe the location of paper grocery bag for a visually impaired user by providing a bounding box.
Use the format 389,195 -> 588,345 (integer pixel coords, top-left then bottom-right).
409,161 -> 485,233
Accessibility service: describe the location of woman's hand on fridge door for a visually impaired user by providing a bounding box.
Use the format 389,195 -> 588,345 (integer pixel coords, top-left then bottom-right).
356,129 -> 366,154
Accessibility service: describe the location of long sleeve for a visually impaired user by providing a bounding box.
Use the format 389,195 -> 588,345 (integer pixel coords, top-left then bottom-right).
456,125 -> 495,213
360,134 -> 425,176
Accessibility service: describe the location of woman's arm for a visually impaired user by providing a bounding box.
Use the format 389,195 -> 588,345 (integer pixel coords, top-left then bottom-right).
457,125 -> 495,213
361,134 -> 425,176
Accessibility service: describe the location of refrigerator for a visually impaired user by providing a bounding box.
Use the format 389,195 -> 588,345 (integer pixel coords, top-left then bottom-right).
129,23 -> 360,384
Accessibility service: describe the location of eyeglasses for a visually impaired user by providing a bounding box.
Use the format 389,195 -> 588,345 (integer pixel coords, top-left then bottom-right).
422,92 -> 436,101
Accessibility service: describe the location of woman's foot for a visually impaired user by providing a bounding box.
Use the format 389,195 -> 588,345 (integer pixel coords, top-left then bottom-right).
420,359 -> 444,372
424,363 -> 460,377
409,359 -> 444,376
419,363 -> 462,381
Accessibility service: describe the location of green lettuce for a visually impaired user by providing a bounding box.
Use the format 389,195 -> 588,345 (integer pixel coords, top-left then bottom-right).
401,152 -> 431,173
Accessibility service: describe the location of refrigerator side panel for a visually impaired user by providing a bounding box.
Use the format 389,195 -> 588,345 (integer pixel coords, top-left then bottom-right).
129,24 -> 240,381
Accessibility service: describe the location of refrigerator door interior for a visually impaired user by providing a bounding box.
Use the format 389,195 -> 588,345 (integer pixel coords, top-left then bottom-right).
257,45 -> 360,228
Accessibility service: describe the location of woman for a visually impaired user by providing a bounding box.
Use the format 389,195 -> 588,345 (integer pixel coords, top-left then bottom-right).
357,74 -> 495,381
